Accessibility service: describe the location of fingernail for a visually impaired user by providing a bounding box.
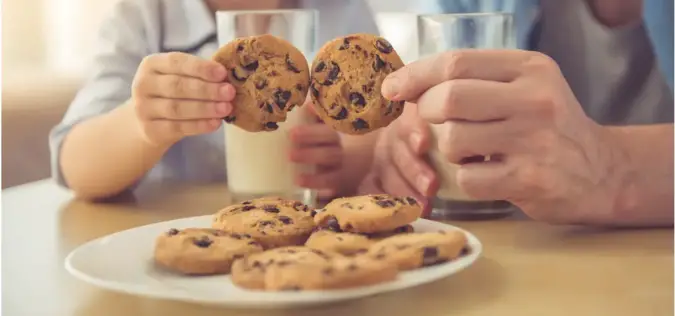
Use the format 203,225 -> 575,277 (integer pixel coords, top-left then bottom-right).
382,74 -> 401,100
216,102 -> 230,114
220,85 -> 234,100
416,174 -> 431,194
409,132 -> 422,152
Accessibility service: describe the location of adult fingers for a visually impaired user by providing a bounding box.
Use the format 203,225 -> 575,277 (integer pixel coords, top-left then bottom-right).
141,52 -> 228,82
435,120 -> 523,165
295,169 -> 342,191
390,138 -> 438,196
416,79 -> 519,124
381,49 -> 530,102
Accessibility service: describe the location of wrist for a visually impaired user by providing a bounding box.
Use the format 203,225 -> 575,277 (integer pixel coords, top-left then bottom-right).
601,126 -> 639,223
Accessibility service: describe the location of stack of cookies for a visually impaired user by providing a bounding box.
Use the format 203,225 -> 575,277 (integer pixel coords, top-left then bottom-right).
153,194 -> 470,291
212,32 -> 407,135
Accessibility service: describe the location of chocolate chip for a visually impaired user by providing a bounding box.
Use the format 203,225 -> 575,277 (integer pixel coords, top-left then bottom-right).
231,233 -> 242,239
264,122 -> 279,130
230,68 -> 247,82
344,223 -> 354,230
374,253 -> 386,260
295,83 -> 303,91
327,63 -> 340,81
248,241 -> 260,246
355,45 -> 362,51
223,116 -> 236,123
330,106 -> 348,121
460,246 -> 471,256
394,226 -> 409,233
278,216 -> 293,225
259,102 -> 273,114
285,249 -> 297,254
259,220 -> 275,227
243,60 -> 259,71
340,202 -> 354,209
394,197 -> 405,204
310,210 -> 317,217
310,84 -> 320,99
336,236 -> 344,241
372,195 -> 385,201
281,286 -> 302,291
375,38 -> 393,54
263,205 -> 280,213
322,267 -> 334,275
273,89 -> 292,110
254,78 -> 268,90
376,200 -> 396,208
310,249 -> 331,260
167,228 -> 180,236
373,54 -> 386,72
347,263 -> 359,271
237,43 -> 244,52
405,197 -> 418,205
276,260 -> 292,267
314,62 -> 326,74
421,247 -> 440,266
285,54 -> 301,73
270,70 -> 280,76
325,216 -> 342,232
242,201 -> 252,205
242,233 -> 252,238
252,261 -> 263,268
193,237 -> 213,248
349,92 -> 366,108
233,254 -> 245,260
362,81 -> 375,94
352,118 -> 370,131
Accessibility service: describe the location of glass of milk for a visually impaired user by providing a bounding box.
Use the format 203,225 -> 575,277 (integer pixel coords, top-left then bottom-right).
216,10 -> 318,206
418,12 -> 520,220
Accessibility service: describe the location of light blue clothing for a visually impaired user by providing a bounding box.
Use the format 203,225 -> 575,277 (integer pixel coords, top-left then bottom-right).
48,0 -> 379,188
436,0 -> 673,92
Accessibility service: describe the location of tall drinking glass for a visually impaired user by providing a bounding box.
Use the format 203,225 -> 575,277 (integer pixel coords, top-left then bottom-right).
216,10 -> 318,207
418,12 -> 519,220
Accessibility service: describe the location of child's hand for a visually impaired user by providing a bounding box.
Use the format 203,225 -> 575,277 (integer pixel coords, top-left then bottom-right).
288,104 -> 344,199
131,52 -> 236,146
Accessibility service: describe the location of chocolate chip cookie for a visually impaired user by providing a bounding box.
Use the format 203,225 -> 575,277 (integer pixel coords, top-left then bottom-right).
367,231 -> 469,271
265,255 -> 398,291
309,33 -> 405,135
230,246 -> 336,290
212,34 -> 310,132
314,194 -> 422,233
305,228 -> 374,256
153,228 -> 263,275
212,198 -> 315,249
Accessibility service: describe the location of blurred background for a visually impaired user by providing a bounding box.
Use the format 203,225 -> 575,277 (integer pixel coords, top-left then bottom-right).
1,0 -> 434,189
2,0 -> 120,188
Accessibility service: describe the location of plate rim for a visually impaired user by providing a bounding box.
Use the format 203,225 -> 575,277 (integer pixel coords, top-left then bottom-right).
64,216 -> 483,308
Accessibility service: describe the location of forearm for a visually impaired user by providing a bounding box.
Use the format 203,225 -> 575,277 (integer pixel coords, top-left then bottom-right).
59,100 -> 171,200
337,130 -> 381,196
609,124 -> 674,226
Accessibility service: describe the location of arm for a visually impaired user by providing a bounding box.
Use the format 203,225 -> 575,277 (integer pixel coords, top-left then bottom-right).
49,2 -> 159,200
609,124 -> 674,227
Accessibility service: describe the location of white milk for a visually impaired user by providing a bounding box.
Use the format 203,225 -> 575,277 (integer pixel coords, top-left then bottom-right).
427,123 -> 480,201
224,108 -> 314,196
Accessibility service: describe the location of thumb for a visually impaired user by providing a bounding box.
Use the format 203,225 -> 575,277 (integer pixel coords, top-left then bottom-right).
381,54 -> 447,102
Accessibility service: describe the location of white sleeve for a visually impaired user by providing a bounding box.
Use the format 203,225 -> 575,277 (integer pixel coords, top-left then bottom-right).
48,0 -> 153,188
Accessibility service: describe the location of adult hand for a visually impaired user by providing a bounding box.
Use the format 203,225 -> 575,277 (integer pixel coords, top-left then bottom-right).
131,52 -> 236,146
288,102 -> 345,199
358,103 -> 439,216
381,50 -> 624,224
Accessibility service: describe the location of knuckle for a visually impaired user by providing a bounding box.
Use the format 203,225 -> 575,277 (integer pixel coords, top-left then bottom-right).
441,50 -> 469,80
168,76 -> 185,94
166,99 -> 182,118
442,81 -> 461,117
165,52 -> 186,70
522,52 -> 559,73
527,89 -> 558,118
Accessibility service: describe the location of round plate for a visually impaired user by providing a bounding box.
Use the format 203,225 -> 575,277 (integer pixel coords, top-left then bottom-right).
65,216 -> 482,308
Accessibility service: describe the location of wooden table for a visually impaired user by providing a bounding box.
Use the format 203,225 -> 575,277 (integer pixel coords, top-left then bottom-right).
3,180 -> 673,316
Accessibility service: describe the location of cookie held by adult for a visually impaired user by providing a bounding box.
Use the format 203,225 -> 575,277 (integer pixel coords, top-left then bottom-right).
153,228 -> 264,275
212,34 -> 310,132
309,33 -> 405,135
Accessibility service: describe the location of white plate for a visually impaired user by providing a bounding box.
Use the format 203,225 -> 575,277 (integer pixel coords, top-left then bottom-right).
65,216 -> 482,308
